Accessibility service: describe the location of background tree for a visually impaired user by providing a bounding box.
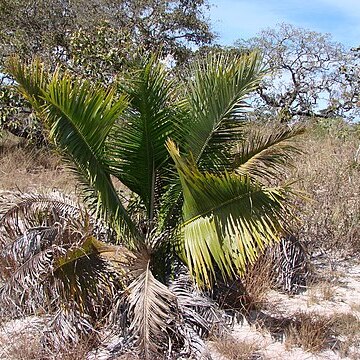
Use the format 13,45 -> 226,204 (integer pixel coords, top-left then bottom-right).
236,23 -> 360,122
0,0 -> 213,64
0,0 -> 214,143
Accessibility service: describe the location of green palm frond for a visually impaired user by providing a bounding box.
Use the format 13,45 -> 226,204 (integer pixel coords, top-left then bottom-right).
158,53 -> 265,233
182,51 -> 264,170
43,75 -> 136,236
7,58 -> 139,241
109,59 -> 176,221
167,140 -> 293,287
234,125 -> 305,180
6,56 -> 51,111
126,259 -> 178,360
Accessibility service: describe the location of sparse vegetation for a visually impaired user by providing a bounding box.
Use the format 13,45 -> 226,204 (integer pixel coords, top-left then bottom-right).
307,280 -> 336,305
282,311 -> 360,357
332,313 -> 360,358
240,254 -> 276,311
0,131 -> 75,192
210,334 -> 261,360
294,119 -> 360,256
0,324 -> 97,360
284,311 -> 335,353
350,302 -> 360,313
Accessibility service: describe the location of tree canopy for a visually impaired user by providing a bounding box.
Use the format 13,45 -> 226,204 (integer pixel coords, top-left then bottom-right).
0,0 -> 214,143
236,23 -> 360,121
0,0 -> 213,64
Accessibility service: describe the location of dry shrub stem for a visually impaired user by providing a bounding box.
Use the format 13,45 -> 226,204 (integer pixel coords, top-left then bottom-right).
240,254 -> 275,311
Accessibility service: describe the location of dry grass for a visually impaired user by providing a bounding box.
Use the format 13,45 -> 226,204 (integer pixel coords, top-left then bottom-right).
0,133 -> 76,193
332,313 -> 360,358
210,334 -> 261,360
284,310 -> 360,356
350,302 -> 360,312
0,327 -> 96,360
284,311 -> 335,353
0,331 -> 46,360
245,119 -> 360,256
306,280 -> 336,305
240,254 -> 275,311
291,121 -> 360,256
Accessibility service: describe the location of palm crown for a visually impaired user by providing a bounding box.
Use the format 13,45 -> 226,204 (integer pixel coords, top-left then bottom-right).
1,52 -> 304,358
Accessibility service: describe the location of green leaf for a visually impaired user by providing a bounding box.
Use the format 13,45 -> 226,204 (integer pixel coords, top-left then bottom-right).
7,57 -> 140,242
109,59 -> 176,220
234,125 -> 305,180
6,56 -> 50,112
167,140 -> 292,287
181,51 -> 264,171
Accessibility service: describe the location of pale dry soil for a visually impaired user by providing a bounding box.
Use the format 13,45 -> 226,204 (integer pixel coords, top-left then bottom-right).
209,257 -> 360,360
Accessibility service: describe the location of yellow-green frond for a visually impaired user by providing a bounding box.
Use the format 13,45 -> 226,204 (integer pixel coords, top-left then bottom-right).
167,139 -> 293,287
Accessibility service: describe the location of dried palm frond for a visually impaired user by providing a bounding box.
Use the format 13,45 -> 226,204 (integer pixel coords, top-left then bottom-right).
126,260 -> 179,359
169,273 -> 228,336
0,191 -> 136,345
0,245 -> 66,318
268,235 -> 310,293
43,308 -> 97,348
106,262 -> 222,359
0,191 -> 82,239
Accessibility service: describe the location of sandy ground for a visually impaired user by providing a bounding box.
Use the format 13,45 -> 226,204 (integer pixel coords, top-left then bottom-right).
1,257 -> 359,359
209,256 -> 360,360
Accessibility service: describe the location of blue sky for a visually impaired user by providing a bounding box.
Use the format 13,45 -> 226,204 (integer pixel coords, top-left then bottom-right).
209,0 -> 360,48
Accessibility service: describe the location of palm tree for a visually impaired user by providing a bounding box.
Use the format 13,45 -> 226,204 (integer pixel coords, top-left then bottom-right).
1,53 -> 304,358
